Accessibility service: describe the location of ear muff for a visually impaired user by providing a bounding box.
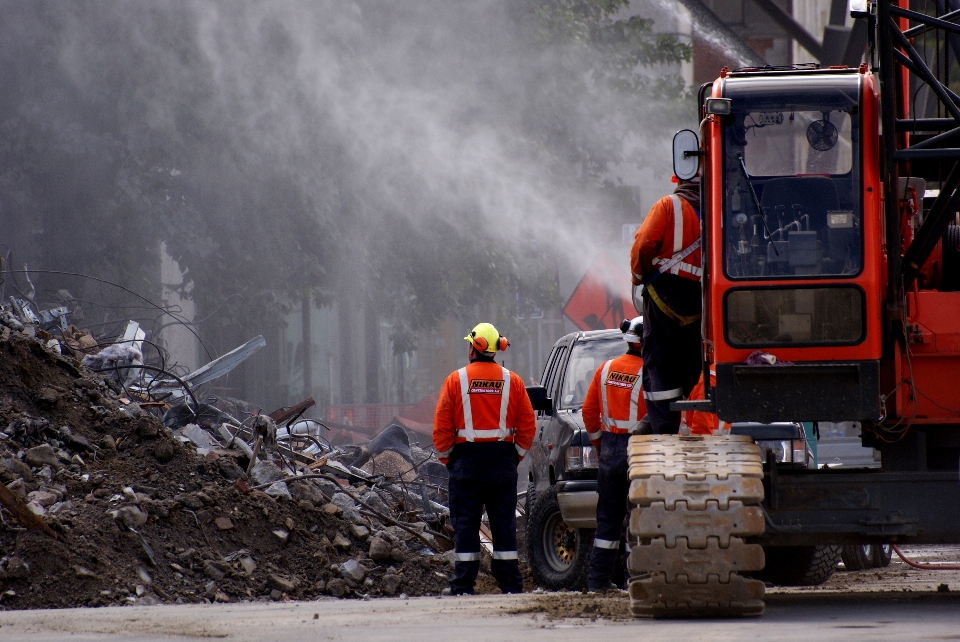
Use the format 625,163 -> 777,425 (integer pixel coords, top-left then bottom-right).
471,333 -> 489,352
497,336 -> 509,351
619,318 -> 632,333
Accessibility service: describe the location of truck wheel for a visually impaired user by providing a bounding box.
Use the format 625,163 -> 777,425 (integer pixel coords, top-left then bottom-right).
871,544 -> 893,568
761,545 -> 841,586
524,480 -> 536,518
841,544 -> 872,571
525,485 -> 592,590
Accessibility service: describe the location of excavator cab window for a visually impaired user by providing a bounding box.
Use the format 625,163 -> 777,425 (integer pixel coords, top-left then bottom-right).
721,79 -> 861,281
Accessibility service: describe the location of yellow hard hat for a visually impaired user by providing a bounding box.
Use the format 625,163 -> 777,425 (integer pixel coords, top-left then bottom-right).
464,322 -> 508,353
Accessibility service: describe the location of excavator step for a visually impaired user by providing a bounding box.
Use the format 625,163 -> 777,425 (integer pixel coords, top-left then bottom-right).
627,434 -> 766,618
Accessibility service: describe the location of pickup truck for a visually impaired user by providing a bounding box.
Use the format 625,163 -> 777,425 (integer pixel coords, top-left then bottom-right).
523,329 -> 822,590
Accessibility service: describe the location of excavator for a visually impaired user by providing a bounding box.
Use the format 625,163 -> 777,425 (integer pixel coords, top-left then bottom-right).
625,0 -> 960,617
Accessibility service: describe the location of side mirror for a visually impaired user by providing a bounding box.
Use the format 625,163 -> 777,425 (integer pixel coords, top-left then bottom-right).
526,385 -> 553,415
673,129 -> 700,181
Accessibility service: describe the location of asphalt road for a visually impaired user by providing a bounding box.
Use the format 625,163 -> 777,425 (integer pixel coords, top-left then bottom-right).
0,592 -> 959,642
1,545 -> 958,641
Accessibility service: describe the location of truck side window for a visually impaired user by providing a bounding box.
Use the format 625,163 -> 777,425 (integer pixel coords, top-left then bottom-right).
542,346 -> 567,396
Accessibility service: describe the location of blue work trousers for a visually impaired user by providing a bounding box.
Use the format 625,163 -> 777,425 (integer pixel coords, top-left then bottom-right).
447,442 -> 522,594
587,431 -> 630,590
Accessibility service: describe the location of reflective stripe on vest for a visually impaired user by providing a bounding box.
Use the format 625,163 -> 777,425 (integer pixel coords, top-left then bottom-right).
456,366 -> 514,441
599,360 -> 643,432
652,195 -> 701,278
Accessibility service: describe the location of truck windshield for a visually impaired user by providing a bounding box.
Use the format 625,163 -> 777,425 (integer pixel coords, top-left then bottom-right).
721,75 -> 861,280
559,338 -> 628,409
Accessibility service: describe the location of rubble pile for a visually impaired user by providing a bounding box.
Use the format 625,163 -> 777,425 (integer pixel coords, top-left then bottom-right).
0,317 -> 457,609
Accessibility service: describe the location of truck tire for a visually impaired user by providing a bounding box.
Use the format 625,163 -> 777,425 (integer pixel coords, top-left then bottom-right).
871,544 -> 893,568
524,480 -> 536,519
525,485 -> 593,590
841,544 -> 873,571
761,545 -> 841,586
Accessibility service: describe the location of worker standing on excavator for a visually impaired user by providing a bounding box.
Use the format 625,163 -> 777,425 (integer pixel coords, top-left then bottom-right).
581,316 -> 646,591
630,176 -> 703,434
433,322 -> 536,596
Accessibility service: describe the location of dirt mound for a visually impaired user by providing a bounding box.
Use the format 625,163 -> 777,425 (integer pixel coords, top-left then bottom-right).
0,330 -> 453,609
508,591 -> 631,620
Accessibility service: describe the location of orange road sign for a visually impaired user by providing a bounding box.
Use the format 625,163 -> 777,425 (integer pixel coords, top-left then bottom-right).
563,256 -> 633,331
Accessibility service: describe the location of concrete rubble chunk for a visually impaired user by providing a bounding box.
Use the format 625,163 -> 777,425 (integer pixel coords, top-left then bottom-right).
381,573 -> 402,596
1,457 -> 33,481
6,557 -> 31,580
368,535 -> 394,564
183,424 -> 218,450
326,578 -> 347,598
321,503 -> 342,516
25,445 -> 59,469
291,481 -> 325,506
73,565 -> 97,579
332,493 -> 361,522
267,573 -> 297,594
239,556 -> 257,575
137,567 -> 152,584
28,491 -> 57,508
349,523 -> 370,540
332,533 -> 351,550
273,528 -> 289,545
264,481 -> 291,499
359,490 -> 391,515
26,502 -> 46,516
250,460 -> 285,486
214,516 -> 234,531
340,559 -> 367,583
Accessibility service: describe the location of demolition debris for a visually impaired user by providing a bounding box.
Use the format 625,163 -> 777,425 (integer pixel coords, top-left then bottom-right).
0,298 -> 470,609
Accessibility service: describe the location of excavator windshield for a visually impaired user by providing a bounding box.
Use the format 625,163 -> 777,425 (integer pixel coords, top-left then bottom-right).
721,74 -> 861,280
719,73 -> 865,348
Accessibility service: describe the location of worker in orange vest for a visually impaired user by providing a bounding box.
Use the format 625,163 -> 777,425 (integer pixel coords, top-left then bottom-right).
682,368 -> 728,435
581,316 -> 646,590
433,322 -> 536,595
630,176 -> 703,434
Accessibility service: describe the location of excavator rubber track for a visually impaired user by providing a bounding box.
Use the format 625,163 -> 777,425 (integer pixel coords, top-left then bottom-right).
626,434 -> 766,618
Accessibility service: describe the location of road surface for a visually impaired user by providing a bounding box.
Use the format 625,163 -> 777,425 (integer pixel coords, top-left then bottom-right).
0,545 -> 957,641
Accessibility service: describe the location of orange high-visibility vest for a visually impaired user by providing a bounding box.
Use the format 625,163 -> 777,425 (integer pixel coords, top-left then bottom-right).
582,353 -> 645,441
631,195 -> 702,285
433,361 -> 536,463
